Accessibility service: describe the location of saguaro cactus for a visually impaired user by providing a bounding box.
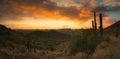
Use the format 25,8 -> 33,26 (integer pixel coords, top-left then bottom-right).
94,11 -> 97,31
92,20 -> 95,30
99,13 -> 103,35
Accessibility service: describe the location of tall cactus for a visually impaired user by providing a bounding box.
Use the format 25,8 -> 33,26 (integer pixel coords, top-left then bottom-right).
92,20 -> 95,30
94,11 -> 97,31
99,13 -> 103,36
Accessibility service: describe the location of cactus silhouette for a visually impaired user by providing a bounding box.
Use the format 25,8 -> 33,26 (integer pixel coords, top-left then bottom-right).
94,11 -> 97,31
99,13 -> 103,36
92,20 -> 95,30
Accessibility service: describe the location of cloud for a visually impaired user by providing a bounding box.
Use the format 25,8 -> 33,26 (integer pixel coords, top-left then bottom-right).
102,0 -> 120,6
0,0 -> 95,21
0,0 -> 118,29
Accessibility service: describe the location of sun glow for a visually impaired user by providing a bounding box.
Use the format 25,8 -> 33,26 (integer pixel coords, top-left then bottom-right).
1,17 -> 83,29
0,16 -> 113,30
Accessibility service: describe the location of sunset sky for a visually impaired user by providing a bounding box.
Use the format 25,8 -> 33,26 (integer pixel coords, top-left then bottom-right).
0,0 -> 120,29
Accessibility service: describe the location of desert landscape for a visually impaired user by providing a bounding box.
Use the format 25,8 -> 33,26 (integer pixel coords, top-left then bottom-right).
0,20 -> 120,59
0,0 -> 120,59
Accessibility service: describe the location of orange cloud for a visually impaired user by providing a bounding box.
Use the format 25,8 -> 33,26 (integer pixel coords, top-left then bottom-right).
0,0 -> 116,29
79,8 -> 93,19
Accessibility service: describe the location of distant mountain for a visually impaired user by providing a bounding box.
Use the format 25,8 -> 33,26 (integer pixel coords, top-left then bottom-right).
29,30 -> 70,39
0,24 -> 8,30
105,21 -> 120,36
56,29 -> 82,36
0,24 -> 25,48
0,24 -> 13,35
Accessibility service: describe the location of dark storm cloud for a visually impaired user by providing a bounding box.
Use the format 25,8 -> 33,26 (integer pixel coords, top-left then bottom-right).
0,0 -> 51,17
95,6 -> 120,12
0,0 -> 82,20
116,0 -> 120,2
107,6 -> 120,11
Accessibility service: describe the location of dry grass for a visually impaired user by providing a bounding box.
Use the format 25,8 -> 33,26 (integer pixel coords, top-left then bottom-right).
0,29 -> 120,59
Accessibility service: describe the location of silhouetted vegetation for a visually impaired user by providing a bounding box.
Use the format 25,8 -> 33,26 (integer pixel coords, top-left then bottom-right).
0,51 -> 10,59
99,13 -> 103,36
0,22 -> 120,59
69,29 -> 105,56
93,11 -> 97,31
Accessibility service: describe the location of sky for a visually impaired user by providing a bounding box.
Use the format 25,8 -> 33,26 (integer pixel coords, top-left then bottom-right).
0,0 -> 120,29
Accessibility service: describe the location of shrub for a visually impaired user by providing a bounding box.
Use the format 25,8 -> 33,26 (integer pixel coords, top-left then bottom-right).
0,51 -> 10,59
69,29 -> 104,55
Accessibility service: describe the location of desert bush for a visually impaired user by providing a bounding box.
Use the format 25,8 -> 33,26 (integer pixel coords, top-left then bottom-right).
0,51 -> 10,59
69,29 -> 104,55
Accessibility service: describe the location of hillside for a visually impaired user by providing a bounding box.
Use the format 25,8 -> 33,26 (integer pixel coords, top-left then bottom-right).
0,23 -> 120,59
0,25 -> 71,59
0,24 -> 25,48
93,21 -> 120,59
105,21 -> 120,36
0,24 -> 12,34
